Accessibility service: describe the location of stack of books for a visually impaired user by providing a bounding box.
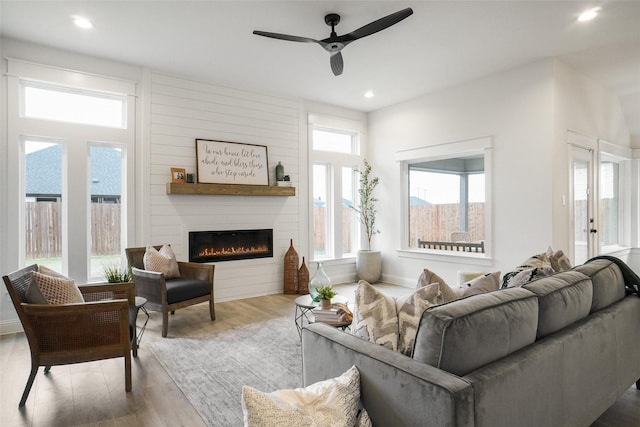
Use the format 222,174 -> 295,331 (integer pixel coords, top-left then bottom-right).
312,303 -> 351,324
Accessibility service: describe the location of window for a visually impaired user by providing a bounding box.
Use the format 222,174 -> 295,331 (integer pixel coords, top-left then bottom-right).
309,116 -> 364,261
397,136 -> 492,256
23,82 -> 127,128
599,150 -> 631,252
7,59 -> 136,282
408,156 -> 485,247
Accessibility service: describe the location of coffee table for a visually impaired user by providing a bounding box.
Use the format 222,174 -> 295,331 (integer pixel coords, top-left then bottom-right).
294,294 -> 350,338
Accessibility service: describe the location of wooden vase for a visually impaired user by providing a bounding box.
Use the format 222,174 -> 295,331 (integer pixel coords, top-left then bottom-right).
283,239 -> 299,294
320,299 -> 331,310
297,256 -> 309,294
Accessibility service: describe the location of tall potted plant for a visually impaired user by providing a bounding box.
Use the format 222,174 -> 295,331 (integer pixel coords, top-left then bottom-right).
351,159 -> 382,283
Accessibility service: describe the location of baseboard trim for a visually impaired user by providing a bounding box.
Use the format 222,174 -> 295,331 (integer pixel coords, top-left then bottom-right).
0,318 -> 23,336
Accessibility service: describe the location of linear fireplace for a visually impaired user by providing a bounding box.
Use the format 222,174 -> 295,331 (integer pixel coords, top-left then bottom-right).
189,229 -> 273,263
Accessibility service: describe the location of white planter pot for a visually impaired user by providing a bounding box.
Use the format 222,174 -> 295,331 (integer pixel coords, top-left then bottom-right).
356,250 -> 382,283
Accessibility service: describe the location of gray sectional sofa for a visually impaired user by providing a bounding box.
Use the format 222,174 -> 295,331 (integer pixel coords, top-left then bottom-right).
302,259 -> 640,426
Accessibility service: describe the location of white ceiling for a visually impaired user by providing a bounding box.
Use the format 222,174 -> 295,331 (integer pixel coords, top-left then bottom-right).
2,1 -> 640,137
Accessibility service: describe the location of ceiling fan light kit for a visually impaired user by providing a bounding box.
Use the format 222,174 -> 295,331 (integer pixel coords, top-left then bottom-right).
253,7 -> 414,76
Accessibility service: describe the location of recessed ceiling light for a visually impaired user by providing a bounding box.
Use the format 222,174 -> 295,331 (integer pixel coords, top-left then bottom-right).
72,15 -> 93,29
364,90 -> 375,99
578,7 -> 601,22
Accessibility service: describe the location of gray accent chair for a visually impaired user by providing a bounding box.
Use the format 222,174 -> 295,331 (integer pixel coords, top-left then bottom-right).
126,246 -> 215,337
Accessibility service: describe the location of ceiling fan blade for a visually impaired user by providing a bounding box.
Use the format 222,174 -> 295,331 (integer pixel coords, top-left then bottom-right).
330,52 -> 344,76
253,30 -> 319,44
342,7 -> 413,42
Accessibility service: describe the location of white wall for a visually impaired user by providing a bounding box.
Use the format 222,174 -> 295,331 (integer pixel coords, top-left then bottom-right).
368,58 -> 635,287
145,71 -> 303,300
369,59 -> 557,286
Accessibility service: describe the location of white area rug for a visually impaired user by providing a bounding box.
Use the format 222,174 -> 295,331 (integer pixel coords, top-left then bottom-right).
150,316 -> 302,427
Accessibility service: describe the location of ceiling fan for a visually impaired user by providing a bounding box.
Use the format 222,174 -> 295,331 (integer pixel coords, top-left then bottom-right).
253,7 -> 414,76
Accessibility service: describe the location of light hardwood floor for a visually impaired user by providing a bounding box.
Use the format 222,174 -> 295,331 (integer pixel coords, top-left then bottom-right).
1,288 -> 638,426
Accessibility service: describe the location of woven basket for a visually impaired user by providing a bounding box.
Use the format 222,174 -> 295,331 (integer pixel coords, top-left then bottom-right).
283,239 -> 299,294
297,256 -> 309,294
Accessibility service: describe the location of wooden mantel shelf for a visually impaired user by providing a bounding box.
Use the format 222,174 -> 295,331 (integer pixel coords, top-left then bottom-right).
166,182 -> 295,196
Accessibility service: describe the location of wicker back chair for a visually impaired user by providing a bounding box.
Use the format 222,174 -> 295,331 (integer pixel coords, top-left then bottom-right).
125,246 -> 215,337
2,264 -> 133,407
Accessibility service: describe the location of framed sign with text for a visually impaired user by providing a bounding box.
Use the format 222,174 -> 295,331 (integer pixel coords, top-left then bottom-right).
195,139 -> 269,186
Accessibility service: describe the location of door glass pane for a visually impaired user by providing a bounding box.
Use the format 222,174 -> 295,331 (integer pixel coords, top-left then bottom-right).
573,160 -> 589,264
24,140 -> 63,271
342,166 -> 357,256
313,164 -> 330,259
599,161 -> 619,247
89,146 -> 124,279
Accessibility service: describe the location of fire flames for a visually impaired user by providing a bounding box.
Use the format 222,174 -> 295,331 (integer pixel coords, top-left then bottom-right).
197,244 -> 270,258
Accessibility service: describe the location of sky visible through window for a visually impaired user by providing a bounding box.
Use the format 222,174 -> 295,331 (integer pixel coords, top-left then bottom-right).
24,85 -> 125,128
410,170 -> 485,204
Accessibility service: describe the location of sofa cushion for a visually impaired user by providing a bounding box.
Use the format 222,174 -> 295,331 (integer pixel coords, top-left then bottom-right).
572,259 -> 625,313
522,271 -> 592,339
413,288 -> 538,376
166,278 -> 211,304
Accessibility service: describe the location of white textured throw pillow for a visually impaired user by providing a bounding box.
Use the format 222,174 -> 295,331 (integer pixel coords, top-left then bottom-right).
28,271 -> 84,304
460,271 -> 501,297
353,280 -> 441,355
143,245 -> 181,279
241,365 -> 371,427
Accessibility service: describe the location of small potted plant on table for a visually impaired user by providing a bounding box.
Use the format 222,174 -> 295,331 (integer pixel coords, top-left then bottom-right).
313,284 -> 336,310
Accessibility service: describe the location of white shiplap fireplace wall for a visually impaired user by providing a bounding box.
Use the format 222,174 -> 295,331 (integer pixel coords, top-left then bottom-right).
148,72 -> 301,301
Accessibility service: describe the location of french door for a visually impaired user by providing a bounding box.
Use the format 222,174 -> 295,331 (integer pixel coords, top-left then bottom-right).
570,145 -> 597,265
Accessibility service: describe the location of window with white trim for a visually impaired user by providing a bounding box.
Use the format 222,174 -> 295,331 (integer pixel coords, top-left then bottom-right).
309,115 -> 363,261
7,59 -> 136,282
397,136 -> 492,257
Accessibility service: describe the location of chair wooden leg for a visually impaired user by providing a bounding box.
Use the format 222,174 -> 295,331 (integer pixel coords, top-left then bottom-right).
44,366 -> 52,374
19,364 -> 39,407
124,352 -> 132,392
162,309 -> 169,337
209,297 -> 216,321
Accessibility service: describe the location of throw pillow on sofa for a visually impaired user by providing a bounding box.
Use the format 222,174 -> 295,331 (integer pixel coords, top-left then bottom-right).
501,251 -> 552,288
460,271 -> 501,296
417,268 -> 458,302
241,365 -> 372,427
26,271 -> 84,304
549,249 -> 572,272
143,244 -> 181,279
505,266 -> 555,288
352,280 -> 441,355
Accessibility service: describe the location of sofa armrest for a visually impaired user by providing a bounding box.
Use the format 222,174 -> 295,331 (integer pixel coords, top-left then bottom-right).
302,323 -> 474,427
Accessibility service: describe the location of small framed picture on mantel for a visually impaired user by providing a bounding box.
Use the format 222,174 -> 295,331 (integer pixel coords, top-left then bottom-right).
171,167 -> 186,183
195,139 -> 269,186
